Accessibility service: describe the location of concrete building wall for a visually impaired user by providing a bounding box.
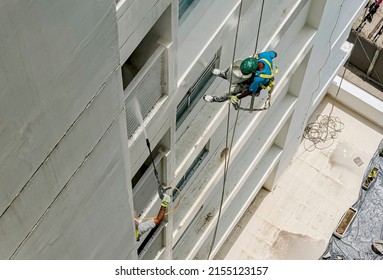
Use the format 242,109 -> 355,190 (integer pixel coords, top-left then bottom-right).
348,30 -> 383,87
0,0 -> 136,259
169,0 -> 367,259
0,0 -> 367,260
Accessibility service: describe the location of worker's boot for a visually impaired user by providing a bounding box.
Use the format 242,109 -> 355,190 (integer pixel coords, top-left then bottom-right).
203,95 -> 228,102
212,69 -> 228,79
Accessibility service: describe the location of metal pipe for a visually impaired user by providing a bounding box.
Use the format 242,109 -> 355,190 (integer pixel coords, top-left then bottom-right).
145,138 -> 165,199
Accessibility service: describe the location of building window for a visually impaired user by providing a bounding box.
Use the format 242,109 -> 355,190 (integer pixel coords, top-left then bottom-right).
137,222 -> 166,259
131,161 -> 151,189
131,144 -> 163,219
179,0 -> 199,20
176,53 -> 219,128
173,143 -> 209,200
121,6 -> 170,91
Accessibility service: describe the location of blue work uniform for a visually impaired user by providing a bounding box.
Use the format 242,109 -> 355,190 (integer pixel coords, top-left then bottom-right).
248,51 -> 277,94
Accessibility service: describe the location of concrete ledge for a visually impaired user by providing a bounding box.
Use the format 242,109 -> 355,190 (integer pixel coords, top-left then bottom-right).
328,75 -> 383,128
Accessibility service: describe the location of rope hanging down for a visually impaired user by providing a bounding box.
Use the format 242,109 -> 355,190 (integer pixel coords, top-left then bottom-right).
207,0 -> 265,259
234,0 -> 272,112
303,0 -> 360,151
304,1 -> 373,151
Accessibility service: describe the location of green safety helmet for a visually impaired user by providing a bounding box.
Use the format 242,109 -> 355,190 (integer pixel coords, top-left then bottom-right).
240,58 -> 258,75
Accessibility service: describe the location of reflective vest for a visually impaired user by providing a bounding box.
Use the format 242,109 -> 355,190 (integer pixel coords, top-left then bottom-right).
258,58 -> 279,90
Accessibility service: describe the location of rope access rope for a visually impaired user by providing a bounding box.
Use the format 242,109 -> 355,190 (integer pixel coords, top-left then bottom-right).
207,0 -> 244,260
254,0 -> 265,55
235,0 -> 269,112
304,1 -> 374,151
207,0 -> 265,259
303,0 -> 361,151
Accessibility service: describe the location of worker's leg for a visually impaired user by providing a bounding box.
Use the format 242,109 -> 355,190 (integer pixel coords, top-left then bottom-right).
253,88 -> 261,97
231,83 -> 247,95
204,82 -> 245,102
203,95 -> 228,102
212,66 -> 229,79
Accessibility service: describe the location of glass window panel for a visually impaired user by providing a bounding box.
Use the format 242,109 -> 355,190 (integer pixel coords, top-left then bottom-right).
176,53 -> 219,127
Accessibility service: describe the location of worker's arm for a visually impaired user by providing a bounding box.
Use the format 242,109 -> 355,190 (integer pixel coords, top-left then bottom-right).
136,194 -> 171,239
153,194 -> 171,224
248,76 -> 265,94
153,206 -> 167,225
236,89 -> 253,99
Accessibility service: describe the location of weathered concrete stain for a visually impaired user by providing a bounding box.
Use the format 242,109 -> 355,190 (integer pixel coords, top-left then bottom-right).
266,230 -> 328,260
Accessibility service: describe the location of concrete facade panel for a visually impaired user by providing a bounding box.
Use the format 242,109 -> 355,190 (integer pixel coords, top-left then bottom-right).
118,0 -> 172,64
0,0 -> 119,215
349,32 -> 376,72
0,70 -> 124,259
11,115 -> 135,259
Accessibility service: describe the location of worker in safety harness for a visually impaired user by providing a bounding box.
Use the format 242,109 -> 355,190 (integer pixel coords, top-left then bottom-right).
135,194 -> 171,241
203,51 -> 278,107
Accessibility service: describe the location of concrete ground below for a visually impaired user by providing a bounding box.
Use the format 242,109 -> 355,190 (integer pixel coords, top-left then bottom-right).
215,95 -> 383,260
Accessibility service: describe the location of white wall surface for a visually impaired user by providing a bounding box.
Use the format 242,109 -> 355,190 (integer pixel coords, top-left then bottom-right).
11,115 -> 134,259
0,0 -> 136,259
274,0 -> 369,183
0,0 -> 118,216
328,76 -> 383,128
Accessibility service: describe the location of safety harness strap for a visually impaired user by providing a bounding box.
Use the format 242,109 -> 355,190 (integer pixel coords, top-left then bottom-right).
258,58 -> 278,90
258,58 -> 278,78
260,78 -> 274,90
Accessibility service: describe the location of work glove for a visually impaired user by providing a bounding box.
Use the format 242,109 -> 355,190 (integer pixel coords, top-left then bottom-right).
230,95 -> 239,106
161,194 -> 171,207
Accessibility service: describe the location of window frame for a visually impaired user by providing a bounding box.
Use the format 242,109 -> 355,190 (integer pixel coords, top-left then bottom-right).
173,142 -> 209,200
176,53 -> 219,128
178,0 -> 200,21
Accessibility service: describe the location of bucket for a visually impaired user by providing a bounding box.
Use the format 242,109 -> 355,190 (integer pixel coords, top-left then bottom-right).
226,59 -> 252,84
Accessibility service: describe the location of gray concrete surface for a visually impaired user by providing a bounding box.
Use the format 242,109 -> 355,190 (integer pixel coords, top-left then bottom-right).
342,65 -> 383,101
